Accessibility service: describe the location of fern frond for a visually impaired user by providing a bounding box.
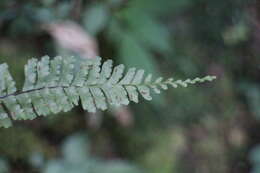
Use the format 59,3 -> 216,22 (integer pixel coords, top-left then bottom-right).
0,56 -> 216,128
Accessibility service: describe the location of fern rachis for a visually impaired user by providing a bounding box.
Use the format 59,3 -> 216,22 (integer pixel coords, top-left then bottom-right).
0,56 -> 216,128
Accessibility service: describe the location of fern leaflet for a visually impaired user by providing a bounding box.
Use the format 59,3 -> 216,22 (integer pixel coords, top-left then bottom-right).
0,56 -> 216,128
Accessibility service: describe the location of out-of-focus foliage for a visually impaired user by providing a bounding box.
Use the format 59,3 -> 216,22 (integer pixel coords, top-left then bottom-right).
250,145 -> 260,173
0,157 -> 9,173
42,134 -> 142,173
0,0 -> 259,172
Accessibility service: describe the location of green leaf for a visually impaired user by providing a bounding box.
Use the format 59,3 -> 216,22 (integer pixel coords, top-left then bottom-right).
23,58 -> 38,91
123,11 -> 172,53
118,33 -> 158,75
83,3 -> 110,35
0,56 -> 216,128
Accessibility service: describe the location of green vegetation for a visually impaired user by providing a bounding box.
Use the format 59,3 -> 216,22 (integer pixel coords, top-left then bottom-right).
0,56 -> 215,128
0,0 -> 259,173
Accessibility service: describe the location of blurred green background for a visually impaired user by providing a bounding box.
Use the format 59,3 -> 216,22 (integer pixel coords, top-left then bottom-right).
0,0 -> 260,172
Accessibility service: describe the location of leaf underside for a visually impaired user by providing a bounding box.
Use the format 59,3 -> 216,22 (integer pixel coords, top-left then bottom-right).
0,56 -> 216,128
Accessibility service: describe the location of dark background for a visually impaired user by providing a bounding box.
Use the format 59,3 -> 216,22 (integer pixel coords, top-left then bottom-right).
0,0 -> 260,173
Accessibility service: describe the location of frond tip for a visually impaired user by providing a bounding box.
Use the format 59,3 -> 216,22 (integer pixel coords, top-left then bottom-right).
0,56 -> 216,128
